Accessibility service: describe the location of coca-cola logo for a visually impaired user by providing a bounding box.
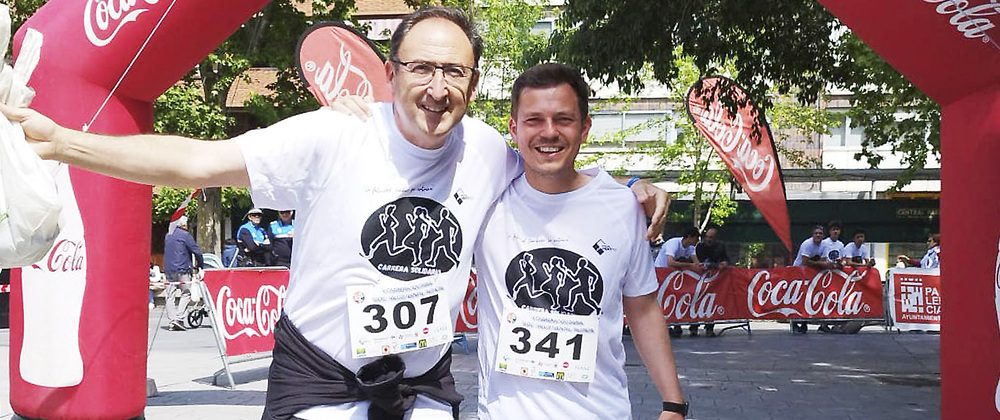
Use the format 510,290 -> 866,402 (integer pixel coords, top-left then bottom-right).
84,0 -> 161,47
31,239 -> 87,272
925,0 -> 1000,41
303,43 -> 376,103
694,103 -> 775,193
213,284 -> 286,340
657,269 -> 723,320
748,269 -> 869,317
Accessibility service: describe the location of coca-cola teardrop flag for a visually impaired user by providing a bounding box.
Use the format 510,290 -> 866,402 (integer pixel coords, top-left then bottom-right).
297,22 -> 391,105
686,75 -> 791,252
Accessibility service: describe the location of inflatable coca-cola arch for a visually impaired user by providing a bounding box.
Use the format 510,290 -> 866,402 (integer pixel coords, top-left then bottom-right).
10,0 -> 271,417
9,0 -> 1000,418
819,1 -> 1000,419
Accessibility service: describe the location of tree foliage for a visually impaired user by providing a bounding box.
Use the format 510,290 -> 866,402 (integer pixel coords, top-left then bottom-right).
550,0 -> 940,189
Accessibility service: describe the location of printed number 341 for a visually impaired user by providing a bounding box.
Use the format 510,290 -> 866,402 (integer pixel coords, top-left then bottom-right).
509,327 -> 583,360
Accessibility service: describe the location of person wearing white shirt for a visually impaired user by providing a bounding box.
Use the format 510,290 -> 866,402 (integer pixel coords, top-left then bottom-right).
792,225 -> 829,333
842,229 -> 874,267
475,63 -> 687,420
793,225 -> 831,269
654,227 -> 703,273
898,233 -> 941,269
820,220 -> 845,268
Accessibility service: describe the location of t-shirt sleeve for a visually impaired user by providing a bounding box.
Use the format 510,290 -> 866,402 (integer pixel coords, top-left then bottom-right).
623,203 -> 659,297
663,238 -> 681,259
235,108 -> 355,210
504,144 -> 525,186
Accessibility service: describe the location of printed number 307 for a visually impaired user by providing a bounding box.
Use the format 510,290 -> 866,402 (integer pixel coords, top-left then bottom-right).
363,294 -> 439,333
509,327 -> 583,360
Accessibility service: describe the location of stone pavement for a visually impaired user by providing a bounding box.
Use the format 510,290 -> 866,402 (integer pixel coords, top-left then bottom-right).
0,310 -> 940,419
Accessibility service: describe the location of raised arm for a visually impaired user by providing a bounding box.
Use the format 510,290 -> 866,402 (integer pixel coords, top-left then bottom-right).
624,293 -> 686,419
0,104 -> 249,188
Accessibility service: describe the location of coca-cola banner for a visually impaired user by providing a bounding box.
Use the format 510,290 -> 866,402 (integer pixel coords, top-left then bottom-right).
202,269 -> 289,357
297,22 -> 391,105
686,76 -> 792,252
886,268 -> 941,332
656,267 -> 885,323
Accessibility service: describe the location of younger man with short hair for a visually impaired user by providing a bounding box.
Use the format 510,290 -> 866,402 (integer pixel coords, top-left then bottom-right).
474,63 -> 686,419
842,229 -> 874,267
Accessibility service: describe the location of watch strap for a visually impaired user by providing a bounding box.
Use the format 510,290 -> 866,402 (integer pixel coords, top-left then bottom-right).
662,401 -> 689,416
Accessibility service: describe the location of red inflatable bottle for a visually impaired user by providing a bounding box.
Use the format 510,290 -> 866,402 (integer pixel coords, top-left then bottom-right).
10,0 -> 269,417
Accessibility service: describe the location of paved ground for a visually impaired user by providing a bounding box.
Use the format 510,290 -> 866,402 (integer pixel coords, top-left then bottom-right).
0,310 -> 940,419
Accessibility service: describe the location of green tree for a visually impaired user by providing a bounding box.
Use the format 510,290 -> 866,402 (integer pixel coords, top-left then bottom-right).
156,0 -> 355,253
549,0 -> 938,189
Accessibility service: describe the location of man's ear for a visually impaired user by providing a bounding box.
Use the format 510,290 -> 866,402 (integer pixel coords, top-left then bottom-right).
466,71 -> 480,102
508,116 -> 517,140
385,60 -> 396,87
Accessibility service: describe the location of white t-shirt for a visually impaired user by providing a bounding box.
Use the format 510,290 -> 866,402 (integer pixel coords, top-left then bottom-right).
474,169 -> 658,420
842,242 -> 870,261
793,237 -> 825,266
821,237 -> 846,262
236,102 -> 521,376
654,236 -> 695,268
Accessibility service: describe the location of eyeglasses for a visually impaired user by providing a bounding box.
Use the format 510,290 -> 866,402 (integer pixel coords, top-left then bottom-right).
391,59 -> 476,84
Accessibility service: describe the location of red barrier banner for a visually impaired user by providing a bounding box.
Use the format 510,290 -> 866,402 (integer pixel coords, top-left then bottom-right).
297,22 -> 391,105
202,269 -> 289,357
656,267 -> 884,323
886,268 -> 941,331
686,76 -> 792,252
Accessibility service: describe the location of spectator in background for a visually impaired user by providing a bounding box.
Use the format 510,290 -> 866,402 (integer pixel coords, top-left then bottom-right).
163,216 -> 203,331
148,262 -> 163,310
794,225 -> 831,270
821,220 -> 845,269
221,238 -> 238,268
269,210 -> 294,268
655,226 -> 703,337
792,225 -> 830,333
237,208 -> 272,266
694,226 -> 729,337
898,233 -> 941,269
842,229 -> 875,267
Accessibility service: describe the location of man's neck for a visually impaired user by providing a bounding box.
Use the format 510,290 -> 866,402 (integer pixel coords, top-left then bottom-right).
525,171 -> 592,194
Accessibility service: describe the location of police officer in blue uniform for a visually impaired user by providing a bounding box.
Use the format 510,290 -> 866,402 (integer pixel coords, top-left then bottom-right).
237,208 -> 272,266
269,210 -> 294,268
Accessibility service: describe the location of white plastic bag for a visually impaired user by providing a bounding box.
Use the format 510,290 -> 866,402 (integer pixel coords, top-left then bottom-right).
0,4 -> 60,268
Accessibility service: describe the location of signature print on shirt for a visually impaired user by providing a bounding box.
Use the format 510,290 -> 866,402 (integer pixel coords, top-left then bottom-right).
360,197 -> 463,281
504,248 -> 604,315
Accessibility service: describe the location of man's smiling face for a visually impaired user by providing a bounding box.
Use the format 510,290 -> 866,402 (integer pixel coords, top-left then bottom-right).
387,18 -> 477,149
509,83 -> 591,187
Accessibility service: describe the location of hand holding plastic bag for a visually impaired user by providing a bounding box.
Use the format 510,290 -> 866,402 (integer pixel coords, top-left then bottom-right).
0,4 -> 60,268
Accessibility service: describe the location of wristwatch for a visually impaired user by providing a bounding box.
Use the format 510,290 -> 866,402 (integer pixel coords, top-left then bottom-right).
662,401 -> 689,416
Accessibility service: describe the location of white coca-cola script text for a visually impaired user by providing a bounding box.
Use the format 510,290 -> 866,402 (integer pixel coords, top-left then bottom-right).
748,269 -> 869,317
84,0 -> 161,47
213,284 -> 286,340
